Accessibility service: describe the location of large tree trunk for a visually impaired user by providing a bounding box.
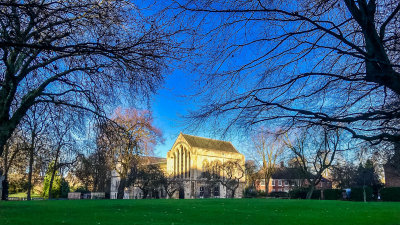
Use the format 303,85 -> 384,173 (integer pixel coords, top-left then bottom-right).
0,122 -> 15,158
117,177 -> 127,199
264,175 -> 270,198
27,148 -> 34,201
1,175 -> 9,200
306,185 -> 315,199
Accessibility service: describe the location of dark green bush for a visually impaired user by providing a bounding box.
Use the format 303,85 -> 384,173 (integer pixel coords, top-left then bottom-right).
380,187 -> 400,201
257,190 -> 267,197
268,191 -> 288,198
289,187 -> 322,199
73,186 -> 90,193
289,188 -> 308,199
311,190 -> 321,199
324,189 -> 342,200
350,187 -> 373,201
60,179 -> 70,198
243,187 -> 258,198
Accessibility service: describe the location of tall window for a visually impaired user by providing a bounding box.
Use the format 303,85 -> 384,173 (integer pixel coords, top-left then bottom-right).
214,186 -> 220,197
278,180 -> 282,186
271,179 -> 275,186
200,187 -> 204,197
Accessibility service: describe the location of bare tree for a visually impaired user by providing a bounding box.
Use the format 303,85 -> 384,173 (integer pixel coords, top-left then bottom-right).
202,159 -> 245,198
251,129 -> 284,194
135,164 -> 164,199
99,108 -> 163,199
244,160 -> 258,189
284,127 -> 341,199
0,0 -> 176,157
20,105 -> 49,200
0,129 -> 26,200
161,175 -> 184,199
174,0 -> 400,145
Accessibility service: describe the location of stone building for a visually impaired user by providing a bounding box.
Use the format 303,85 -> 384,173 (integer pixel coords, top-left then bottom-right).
166,133 -> 245,199
110,133 -> 246,199
110,157 -> 167,199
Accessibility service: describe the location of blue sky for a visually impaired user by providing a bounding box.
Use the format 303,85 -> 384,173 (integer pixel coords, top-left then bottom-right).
150,69 -> 249,158
151,70 -> 191,157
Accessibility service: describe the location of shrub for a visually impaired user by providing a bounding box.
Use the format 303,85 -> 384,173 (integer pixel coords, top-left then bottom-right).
243,187 -> 257,198
257,190 -> 268,197
268,191 -> 288,198
311,190 -> 321,199
324,189 -> 342,200
289,187 -> 322,199
289,187 -> 308,199
73,186 -> 90,193
350,187 -> 373,201
380,187 -> 400,201
60,179 -> 70,198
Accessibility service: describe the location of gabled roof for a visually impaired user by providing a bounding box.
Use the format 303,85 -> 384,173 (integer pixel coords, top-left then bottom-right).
270,167 -> 331,182
271,167 -> 310,180
181,133 -> 239,153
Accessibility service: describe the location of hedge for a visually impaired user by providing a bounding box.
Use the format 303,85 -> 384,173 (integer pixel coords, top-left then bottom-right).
380,187 -> 400,201
243,187 -> 258,198
257,190 -> 268,197
289,188 -> 321,199
323,189 -> 342,200
350,187 -> 373,201
268,191 -> 288,198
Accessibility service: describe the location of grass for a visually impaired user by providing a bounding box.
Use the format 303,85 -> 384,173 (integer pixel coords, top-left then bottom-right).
0,198 -> 399,225
8,192 -> 41,198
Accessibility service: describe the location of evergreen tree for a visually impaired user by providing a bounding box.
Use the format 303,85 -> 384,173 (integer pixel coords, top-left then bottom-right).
42,162 -> 61,198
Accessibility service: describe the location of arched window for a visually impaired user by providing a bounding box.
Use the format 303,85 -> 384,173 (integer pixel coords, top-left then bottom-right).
202,160 -> 209,178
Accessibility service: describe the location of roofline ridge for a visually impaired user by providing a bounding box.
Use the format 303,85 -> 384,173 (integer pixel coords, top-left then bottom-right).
181,133 -> 233,144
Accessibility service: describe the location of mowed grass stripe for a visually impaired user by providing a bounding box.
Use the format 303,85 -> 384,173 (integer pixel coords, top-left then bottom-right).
0,199 -> 399,225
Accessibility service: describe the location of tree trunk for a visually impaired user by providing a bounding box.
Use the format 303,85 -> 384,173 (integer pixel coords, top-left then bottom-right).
48,166 -> 57,199
230,188 -> 235,198
0,123 -> 14,158
363,186 -> 366,203
1,175 -> 9,200
306,185 -> 315,199
117,177 -> 126,199
27,147 -> 34,201
264,176 -> 270,198
1,144 -> 9,201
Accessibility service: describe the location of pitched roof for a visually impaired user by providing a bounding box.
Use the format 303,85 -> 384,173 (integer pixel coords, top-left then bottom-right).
270,167 -> 331,182
181,133 -> 239,153
271,167 -> 309,179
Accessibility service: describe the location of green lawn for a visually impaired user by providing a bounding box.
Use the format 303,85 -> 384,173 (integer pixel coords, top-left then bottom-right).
0,199 -> 399,225
8,192 -> 41,198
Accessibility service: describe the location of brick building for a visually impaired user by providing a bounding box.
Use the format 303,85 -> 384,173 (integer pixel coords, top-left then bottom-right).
255,167 -> 332,193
